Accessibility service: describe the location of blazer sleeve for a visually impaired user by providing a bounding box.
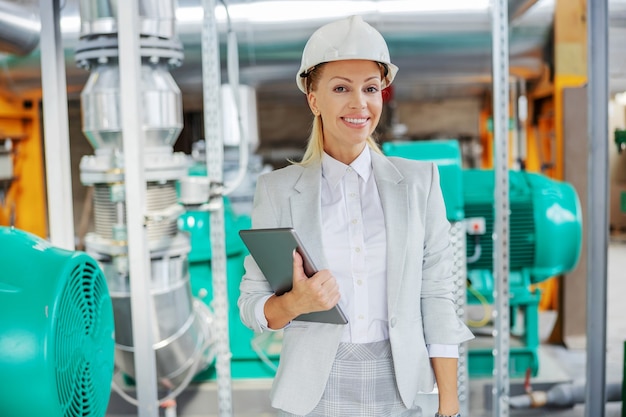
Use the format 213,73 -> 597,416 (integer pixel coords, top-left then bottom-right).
420,163 -> 474,345
237,173 -> 279,333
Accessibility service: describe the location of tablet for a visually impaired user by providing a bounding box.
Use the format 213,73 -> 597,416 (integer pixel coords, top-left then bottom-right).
239,227 -> 348,325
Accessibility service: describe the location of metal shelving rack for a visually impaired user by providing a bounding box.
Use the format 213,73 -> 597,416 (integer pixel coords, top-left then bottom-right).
490,1 -> 511,416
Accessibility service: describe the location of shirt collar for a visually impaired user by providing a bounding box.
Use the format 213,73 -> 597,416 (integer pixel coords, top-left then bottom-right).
322,146 -> 373,188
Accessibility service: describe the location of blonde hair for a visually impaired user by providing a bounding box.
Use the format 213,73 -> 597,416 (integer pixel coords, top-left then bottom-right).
292,63 -> 385,166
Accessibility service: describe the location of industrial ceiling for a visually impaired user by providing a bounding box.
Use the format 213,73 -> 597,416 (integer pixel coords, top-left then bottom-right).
0,0 -> 625,103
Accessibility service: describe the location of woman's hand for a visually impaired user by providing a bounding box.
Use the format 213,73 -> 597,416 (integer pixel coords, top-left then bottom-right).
263,250 -> 340,329
289,250 -> 341,315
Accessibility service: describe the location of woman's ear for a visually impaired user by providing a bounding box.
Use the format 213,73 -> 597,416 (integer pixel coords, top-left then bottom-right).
307,92 -> 319,116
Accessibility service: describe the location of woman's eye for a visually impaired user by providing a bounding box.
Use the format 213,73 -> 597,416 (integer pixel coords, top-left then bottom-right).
366,86 -> 379,93
334,86 -> 347,92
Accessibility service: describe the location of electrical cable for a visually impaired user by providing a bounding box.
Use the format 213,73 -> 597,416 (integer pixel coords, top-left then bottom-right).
466,235 -> 482,264
466,282 -> 493,328
250,331 -> 280,372
218,0 -> 250,197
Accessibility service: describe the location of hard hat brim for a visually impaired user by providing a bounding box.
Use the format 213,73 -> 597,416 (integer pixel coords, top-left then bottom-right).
296,60 -> 398,94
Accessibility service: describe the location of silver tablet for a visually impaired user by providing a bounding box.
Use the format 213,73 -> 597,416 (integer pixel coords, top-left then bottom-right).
239,227 -> 348,325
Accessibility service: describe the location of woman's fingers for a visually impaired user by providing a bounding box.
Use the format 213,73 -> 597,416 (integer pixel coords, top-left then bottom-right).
290,263 -> 340,312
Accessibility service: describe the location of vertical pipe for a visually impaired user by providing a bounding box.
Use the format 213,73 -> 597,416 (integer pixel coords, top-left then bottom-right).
622,340 -> 626,417
517,79 -> 528,168
118,3 -> 159,417
202,0 -> 233,416
585,0 -> 609,416
39,0 -> 75,250
491,0 -> 511,416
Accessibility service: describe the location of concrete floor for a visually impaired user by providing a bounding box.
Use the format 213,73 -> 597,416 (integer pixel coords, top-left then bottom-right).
105,240 -> 626,417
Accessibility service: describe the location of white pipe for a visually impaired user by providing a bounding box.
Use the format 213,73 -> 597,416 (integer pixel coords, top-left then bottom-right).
39,0 -> 75,250
118,2 -> 159,416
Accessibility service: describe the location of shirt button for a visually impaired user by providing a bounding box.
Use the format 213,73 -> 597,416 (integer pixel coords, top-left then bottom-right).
355,247 -> 361,253
357,279 -> 363,285
358,315 -> 364,320
350,192 -> 357,198
351,218 -> 358,224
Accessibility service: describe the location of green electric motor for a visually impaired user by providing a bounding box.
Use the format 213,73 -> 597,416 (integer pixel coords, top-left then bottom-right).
0,227 -> 115,417
463,169 -> 582,282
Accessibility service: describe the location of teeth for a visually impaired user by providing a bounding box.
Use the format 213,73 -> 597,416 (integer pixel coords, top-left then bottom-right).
344,117 -> 367,124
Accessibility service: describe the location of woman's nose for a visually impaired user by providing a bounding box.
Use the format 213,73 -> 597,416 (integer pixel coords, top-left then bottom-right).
349,91 -> 366,109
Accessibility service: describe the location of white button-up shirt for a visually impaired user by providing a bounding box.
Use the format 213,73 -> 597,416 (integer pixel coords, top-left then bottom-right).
256,146 -> 457,358
320,149 -> 387,343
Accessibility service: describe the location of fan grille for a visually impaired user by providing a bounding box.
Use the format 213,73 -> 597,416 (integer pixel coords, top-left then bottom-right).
55,259 -> 114,417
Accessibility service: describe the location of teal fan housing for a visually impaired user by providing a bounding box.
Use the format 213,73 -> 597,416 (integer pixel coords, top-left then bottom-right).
0,226 -> 115,417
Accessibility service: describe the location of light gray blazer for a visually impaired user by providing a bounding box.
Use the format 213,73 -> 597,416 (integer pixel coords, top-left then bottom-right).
238,150 -> 474,415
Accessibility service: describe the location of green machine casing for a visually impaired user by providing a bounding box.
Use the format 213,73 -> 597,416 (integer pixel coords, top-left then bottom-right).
0,227 -> 115,417
383,139 -> 582,377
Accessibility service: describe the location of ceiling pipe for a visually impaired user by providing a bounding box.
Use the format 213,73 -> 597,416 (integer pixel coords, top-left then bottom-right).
509,0 -> 541,21
0,0 -> 555,101
0,0 -> 40,55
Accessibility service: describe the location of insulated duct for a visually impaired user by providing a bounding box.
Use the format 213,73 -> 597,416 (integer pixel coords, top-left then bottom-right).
0,0 -> 39,55
78,0 -> 177,39
75,0 -> 213,395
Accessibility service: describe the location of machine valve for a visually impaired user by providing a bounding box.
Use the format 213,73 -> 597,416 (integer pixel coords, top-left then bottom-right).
465,217 -> 486,235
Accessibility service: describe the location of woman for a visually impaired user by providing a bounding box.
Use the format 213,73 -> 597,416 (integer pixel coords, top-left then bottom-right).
238,15 -> 474,417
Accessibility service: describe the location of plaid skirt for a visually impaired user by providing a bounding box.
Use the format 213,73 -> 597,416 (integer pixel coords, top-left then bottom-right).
277,340 -> 422,417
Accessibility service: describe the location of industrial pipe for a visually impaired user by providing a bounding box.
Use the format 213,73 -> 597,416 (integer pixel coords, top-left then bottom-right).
75,0 -> 214,411
0,0 -> 40,55
509,382 -> 623,409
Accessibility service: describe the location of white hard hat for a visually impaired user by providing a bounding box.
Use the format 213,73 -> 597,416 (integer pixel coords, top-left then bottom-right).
296,15 -> 399,94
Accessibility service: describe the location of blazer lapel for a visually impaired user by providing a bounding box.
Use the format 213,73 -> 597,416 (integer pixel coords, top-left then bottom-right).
371,152 -> 409,313
290,163 -> 328,269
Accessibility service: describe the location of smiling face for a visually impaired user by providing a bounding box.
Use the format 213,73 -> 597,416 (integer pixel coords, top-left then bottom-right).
306,60 -> 384,164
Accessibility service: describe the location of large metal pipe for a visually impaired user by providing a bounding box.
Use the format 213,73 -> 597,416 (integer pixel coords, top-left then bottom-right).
80,61 -> 183,151
586,1 -> 610,416
0,0 -> 40,55
75,0 -> 213,403
78,0 -> 176,39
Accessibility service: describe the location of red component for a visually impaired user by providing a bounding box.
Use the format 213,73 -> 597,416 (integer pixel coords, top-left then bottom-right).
524,367 -> 532,393
382,85 -> 394,103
